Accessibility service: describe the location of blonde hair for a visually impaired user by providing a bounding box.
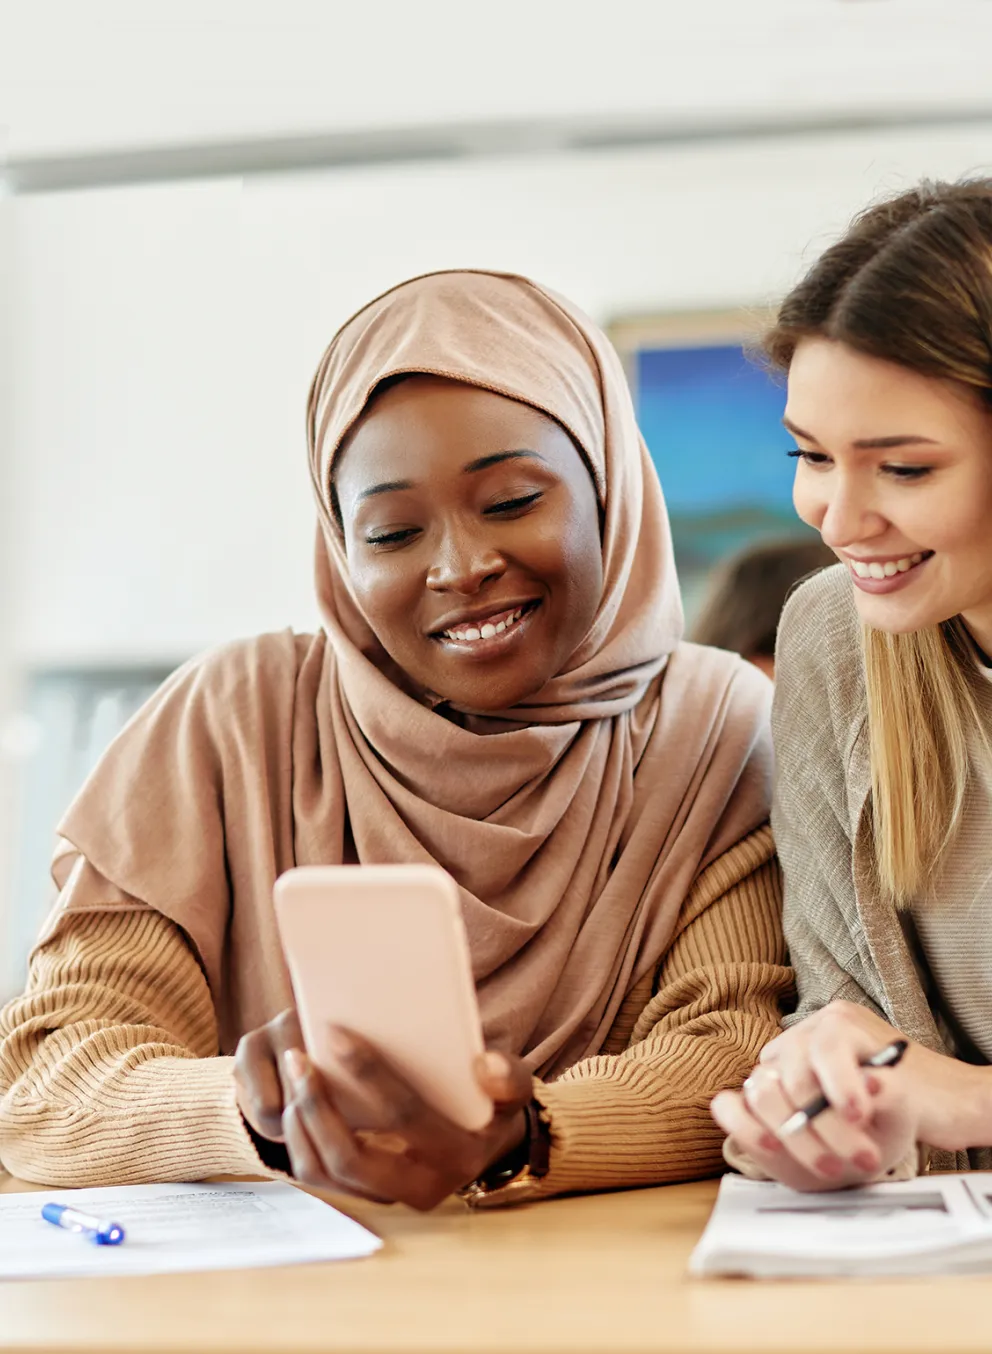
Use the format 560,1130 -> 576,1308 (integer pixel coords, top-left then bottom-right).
764,179 -> 992,904
862,622 -> 988,904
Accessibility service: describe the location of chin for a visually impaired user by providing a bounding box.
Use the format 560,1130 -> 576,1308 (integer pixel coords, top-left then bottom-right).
852,593 -> 951,637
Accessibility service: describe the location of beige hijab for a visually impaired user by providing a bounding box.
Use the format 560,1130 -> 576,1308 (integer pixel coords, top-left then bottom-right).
54,270 -> 772,1078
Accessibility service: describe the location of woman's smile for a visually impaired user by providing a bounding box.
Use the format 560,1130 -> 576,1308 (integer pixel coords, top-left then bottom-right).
842,550 -> 934,594
334,375 -> 603,712
431,599 -> 542,657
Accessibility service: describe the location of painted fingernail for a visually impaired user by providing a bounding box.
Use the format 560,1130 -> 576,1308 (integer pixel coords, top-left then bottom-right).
283,1048 -> 307,1083
815,1154 -> 844,1178
853,1150 -> 878,1173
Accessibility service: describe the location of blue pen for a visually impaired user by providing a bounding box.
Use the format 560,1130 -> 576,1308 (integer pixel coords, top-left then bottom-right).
41,1202 -> 126,1246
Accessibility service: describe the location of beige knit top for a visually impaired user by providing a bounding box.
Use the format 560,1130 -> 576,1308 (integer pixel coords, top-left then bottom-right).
0,826 -> 788,1199
770,564 -> 992,1174
909,651 -> 992,1066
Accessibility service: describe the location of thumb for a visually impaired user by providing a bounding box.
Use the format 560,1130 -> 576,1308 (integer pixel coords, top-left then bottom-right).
475,1050 -> 533,1108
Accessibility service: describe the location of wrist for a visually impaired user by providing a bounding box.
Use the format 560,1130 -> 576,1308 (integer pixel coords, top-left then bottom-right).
459,1100 -> 551,1206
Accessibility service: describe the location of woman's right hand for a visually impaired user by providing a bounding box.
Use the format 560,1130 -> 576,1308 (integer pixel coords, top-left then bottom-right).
233,1008 -> 305,1144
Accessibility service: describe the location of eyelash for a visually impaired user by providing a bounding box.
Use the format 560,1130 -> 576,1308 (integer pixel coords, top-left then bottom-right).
786,450 -> 933,481
364,492 -> 543,548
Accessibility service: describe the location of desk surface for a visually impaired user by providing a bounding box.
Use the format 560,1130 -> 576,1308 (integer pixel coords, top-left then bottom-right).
1,1171 -> 990,1354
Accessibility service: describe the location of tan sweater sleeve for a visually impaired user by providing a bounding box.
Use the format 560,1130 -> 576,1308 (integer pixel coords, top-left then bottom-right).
0,907 -> 269,1186
524,827 -> 792,1199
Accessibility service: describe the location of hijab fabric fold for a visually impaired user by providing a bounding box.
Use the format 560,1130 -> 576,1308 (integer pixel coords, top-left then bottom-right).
54,271 -> 772,1077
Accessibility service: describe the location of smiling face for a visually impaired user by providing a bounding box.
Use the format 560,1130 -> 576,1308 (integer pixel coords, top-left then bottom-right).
332,375 -> 604,711
786,338 -> 992,654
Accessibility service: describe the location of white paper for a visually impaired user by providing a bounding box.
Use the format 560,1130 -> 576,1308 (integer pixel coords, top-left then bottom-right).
0,1181 -> 381,1280
690,1172 -> 992,1278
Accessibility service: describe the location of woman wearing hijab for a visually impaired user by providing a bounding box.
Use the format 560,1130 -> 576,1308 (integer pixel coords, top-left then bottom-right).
0,272 -> 788,1208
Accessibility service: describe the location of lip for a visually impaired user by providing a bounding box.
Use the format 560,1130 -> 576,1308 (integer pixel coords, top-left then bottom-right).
432,600 -> 542,660
845,552 -> 934,595
428,598 -> 541,637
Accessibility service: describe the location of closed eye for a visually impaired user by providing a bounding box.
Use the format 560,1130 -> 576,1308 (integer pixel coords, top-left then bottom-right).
365,527 -> 420,547
787,449 -> 830,468
787,449 -> 932,482
483,491 -> 543,516
882,465 -> 932,481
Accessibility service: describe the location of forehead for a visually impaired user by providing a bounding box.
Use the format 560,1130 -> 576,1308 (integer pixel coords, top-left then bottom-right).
786,338 -> 985,441
334,374 -> 585,487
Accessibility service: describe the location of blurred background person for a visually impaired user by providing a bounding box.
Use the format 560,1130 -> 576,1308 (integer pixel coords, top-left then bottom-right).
690,538 -> 836,678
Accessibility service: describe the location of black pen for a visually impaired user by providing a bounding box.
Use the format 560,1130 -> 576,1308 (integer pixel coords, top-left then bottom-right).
777,1038 -> 908,1138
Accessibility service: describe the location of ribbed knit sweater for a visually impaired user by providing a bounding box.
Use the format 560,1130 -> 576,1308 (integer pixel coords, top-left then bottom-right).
0,827 -> 788,1200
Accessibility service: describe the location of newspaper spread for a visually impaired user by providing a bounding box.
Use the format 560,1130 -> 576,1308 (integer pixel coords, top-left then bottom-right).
690,1171 -> 992,1277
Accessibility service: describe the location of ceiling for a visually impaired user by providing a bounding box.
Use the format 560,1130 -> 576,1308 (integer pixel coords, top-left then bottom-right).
2,0 -> 991,190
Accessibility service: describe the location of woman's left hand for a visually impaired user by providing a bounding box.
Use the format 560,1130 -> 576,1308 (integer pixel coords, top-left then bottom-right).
711,1000 -> 992,1190
279,1028 -> 534,1210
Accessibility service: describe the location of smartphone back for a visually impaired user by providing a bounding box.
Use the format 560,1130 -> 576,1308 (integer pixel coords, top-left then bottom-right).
273,864 -> 492,1132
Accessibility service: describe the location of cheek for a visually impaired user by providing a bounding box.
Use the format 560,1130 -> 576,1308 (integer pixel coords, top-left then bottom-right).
551,498 -> 603,599
792,474 -> 822,529
346,557 -> 417,627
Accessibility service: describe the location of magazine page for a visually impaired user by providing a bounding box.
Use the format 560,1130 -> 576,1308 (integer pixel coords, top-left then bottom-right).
690,1173 -> 992,1278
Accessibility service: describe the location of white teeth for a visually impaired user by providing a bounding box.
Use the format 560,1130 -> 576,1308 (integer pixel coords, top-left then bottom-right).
851,553 -> 927,580
442,606 -> 529,644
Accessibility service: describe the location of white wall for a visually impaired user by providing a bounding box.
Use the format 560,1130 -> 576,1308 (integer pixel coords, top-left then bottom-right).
3,0 -> 991,160
8,123 -> 992,665
0,195 -> 17,970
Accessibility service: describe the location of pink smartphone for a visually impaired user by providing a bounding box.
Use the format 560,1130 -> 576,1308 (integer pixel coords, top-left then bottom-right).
273,863 -> 493,1132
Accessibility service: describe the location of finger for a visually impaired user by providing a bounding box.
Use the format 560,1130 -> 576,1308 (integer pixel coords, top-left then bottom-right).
474,1050 -> 531,1108
785,1102 -> 882,1176
742,1066 -> 844,1181
233,1030 -> 287,1141
281,1102 -> 388,1202
284,1068 -> 448,1210
266,1009 -> 306,1118
711,1091 -> 831,1192
281,1060 -> 392,1203
324,1028 -> 458,1143
805,1025 -> 880,1127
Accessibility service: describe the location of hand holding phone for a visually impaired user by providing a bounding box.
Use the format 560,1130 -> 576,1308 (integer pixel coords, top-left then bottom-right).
232,865 -> 535,1209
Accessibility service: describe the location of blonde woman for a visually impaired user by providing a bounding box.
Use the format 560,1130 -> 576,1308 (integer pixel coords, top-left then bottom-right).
712,180 -> 992,1189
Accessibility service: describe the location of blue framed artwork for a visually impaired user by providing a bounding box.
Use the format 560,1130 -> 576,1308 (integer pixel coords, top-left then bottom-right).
611,311 -> 814,618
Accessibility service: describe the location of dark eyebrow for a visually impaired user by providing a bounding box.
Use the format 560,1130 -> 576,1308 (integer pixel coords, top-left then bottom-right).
357,478 -> 415,502
356,450 -> 546,503
462,449 -> 547,474
782,417 -> 939,450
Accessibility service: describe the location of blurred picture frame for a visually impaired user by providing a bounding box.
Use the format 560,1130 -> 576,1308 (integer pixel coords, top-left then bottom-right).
609,308 -> 814,620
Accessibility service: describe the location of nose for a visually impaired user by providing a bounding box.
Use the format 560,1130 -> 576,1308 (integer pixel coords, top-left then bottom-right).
425,524 -> 506,595
798,467 -> 887,553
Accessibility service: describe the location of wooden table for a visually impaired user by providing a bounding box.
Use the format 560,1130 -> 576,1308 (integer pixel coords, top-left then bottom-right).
1,1171 -> 990,1354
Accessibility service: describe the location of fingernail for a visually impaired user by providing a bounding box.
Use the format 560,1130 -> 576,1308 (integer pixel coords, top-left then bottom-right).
283,1048 -> 307,1083
815,1154 -> 844,1178
865,1074 -> 882,1095
853,1150 -> 878,1173
481,1050 -> 511,1078
844,1098 -> 863,1122
758,1132 -> 782,1153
